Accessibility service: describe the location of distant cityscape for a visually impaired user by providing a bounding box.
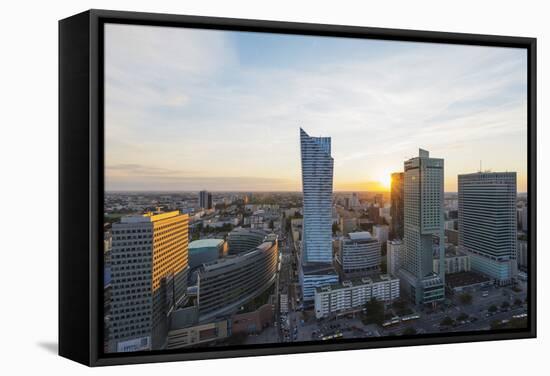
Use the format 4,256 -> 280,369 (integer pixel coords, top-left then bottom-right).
103,128 -> 529,353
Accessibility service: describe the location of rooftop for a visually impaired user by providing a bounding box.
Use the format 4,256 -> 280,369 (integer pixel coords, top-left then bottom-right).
348,231 -> 373,241
120,210 -> 183,224
189,239 -> 225,249
446,271 -> 491,288
316,274 -> 398,292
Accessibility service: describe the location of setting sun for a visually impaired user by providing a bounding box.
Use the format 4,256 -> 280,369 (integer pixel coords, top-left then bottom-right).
380,174 -> 392,190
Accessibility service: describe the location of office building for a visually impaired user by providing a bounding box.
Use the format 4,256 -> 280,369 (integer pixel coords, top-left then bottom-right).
314,275 -> 400,319
400,149 -> 445,305
109,211 -> 189,352
188,239 -> 227,269
226,227 -> 267,254
433,248 -> 471,274
336,232 -> 381,276
341,217 -> 358,235
517,205 -> 528,232
390,172 -> 404,239
387,240 -> 404,276
517,240 -> 528,269
166,320 -> 229,349
373,224 -> 389,244
458,172 -> 518,285
199,190 -> 213,210
299,128 -> 338,302
197,240 -> 278,321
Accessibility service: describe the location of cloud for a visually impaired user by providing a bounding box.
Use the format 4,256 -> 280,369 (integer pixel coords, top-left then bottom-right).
104,25 -> 528,192
106,174 -> 297,192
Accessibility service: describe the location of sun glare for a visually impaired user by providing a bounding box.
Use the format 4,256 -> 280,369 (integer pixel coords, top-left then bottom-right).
380,174 -> 392,190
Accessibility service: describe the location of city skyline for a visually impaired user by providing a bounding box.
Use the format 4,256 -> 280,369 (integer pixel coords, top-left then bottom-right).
105,24 -> 528,193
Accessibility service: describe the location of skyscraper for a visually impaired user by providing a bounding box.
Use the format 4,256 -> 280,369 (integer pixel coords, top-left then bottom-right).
199,190 -> 213,209
299,128 -> 338,302
458,172 -> 518,285
109,211 -> 189,352
400,149 -> 445,305
390,172 -> 404,239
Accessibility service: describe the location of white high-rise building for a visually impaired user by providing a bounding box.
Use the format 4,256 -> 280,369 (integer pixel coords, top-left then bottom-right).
400,149 -> 445,305
458,172 -> 518,285
299,128 -> 337,302
387,240 -> 404,276
373,224 -> 389,244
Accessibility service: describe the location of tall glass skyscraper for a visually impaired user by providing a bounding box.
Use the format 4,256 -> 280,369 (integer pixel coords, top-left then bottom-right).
299,128 -> 338,302
400,149 -> 445,305
458,172 -> 518,285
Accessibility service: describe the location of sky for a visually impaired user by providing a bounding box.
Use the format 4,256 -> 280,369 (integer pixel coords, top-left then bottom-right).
104,23 -> 528,192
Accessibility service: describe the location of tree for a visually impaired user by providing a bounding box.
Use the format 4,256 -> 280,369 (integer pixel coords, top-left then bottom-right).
457,313 -> 469,322
392,300 -> 407,311
440,316 -> 454,327
488,305 -> 498,313
509,317 -> 527,329
364,297 -> 385,326
458,293 -> 473,305
402,327 -> 417,335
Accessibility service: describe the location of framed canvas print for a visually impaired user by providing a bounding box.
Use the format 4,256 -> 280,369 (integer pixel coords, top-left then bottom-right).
59,9 -> 537,366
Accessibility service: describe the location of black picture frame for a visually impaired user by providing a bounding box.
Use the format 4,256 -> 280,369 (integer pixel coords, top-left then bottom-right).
59,9 -> 537,367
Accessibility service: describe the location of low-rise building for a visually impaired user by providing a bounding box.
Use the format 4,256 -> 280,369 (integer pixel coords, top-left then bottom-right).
227,227 -> 267,254
372,224 -> 389,244
197,240 -> 278,321
188,239 -> 227,269
433,248 -> 470,274
517,240 -> 528,269
387,240 -> 403,276
336,231 -> 380,277
166,320 -> 229,349
314,274 -> 399,319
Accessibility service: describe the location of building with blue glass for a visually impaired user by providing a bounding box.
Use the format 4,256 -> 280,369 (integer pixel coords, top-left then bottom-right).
299,128 -> 338,302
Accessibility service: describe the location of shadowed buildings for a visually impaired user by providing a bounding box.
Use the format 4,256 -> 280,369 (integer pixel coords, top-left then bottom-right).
199,190 -> 213,210
188,239 -> 227,269
108,211 -> 189,352
390,172 -> 404,239
299,128 -> 338,302
196,239 -> 278,321
226,227 -> 267,255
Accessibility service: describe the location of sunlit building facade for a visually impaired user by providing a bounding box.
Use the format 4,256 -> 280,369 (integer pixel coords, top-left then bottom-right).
108,211 -> 189,352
